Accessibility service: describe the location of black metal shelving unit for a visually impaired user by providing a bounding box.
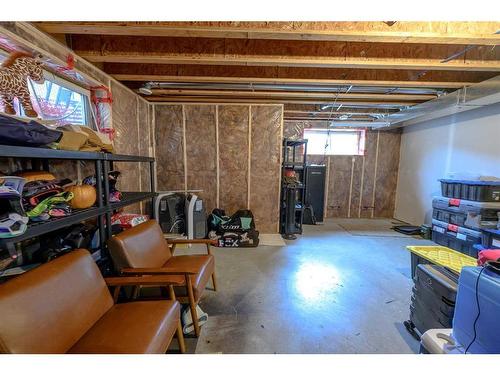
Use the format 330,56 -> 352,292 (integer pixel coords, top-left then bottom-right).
280,139 -> 307,240
0,145 -> 156,274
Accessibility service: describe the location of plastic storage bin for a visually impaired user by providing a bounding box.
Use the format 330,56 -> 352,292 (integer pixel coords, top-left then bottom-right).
408,264 -> 458,337
432,196 -> 500,230
453,266 -> 500,354
432,219 -> 482,257
481,228 -> 500,249
439,179 -> 500,202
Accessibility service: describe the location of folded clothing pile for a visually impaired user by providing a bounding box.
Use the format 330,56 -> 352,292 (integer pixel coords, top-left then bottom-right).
0,113 -> 114,153
19,172 -> 74,222
0,176 -> 28,239
0,113 -> 62,147
57,124 -> 114,153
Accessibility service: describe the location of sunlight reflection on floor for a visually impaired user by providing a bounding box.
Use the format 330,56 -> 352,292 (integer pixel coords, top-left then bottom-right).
293,261 -> 342,307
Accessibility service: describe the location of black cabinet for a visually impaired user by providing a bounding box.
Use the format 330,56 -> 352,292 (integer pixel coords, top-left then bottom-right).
304,165 -> 326,223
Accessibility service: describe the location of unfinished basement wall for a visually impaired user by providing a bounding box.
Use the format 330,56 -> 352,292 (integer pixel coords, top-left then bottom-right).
395,103 -> 500,226
153,104 -> 283,233
0,23 -> 154,213
284,121 -> 401,219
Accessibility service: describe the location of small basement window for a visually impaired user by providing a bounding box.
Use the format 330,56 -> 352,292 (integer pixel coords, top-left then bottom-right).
0,52 -> 95,128
26,77 -> 94,127
304,128 -> 366,156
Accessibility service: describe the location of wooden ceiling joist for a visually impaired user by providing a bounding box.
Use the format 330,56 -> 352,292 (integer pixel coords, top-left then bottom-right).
113,74 -> 472,89
79,52 -> 500,72
71,35 -> 500,72
34,21 -> 500,45
104,63 -> 497,86
146,89 -> 435,101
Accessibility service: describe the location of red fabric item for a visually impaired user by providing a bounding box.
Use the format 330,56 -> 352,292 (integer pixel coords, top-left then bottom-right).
111,213 -> 149,229
478,250 -> 500,266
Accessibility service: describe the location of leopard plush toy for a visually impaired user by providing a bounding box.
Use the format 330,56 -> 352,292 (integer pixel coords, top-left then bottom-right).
0,51 -> 45,118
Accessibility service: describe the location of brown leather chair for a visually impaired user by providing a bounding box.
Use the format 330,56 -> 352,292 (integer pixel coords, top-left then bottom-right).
107,220 -> 217,337
0,249 -> 187,354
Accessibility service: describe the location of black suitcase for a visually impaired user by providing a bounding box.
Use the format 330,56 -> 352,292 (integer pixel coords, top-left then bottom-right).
412,286 -> 455,318
410,304 -> 449,335
414,264 -> 458,302
411,294 -> 454,326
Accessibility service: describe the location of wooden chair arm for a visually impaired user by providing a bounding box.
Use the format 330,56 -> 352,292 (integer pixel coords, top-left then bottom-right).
167,238 -> 217,255
120,267 -> 197,276
105,275 -> 186,287
105,275 -> 186,303
168,239 -> 217,245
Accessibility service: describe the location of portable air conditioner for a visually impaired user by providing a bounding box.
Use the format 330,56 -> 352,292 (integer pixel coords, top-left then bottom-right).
185,194 -> 207,239
154,192 -> 186,234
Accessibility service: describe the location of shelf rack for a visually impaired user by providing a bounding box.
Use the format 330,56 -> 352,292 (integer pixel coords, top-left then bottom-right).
0,145 -> 156,274
280,139 -> 308,239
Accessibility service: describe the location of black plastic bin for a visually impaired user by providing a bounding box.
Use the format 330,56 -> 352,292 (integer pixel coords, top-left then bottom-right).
432,196 -> 500,229
432,219 -> 481,258
481,228 -> 500,249
439,179 -> 500,202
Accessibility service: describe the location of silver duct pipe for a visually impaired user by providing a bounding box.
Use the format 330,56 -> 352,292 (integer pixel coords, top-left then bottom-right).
382,75 -> 500,129
143,81 -> 445,96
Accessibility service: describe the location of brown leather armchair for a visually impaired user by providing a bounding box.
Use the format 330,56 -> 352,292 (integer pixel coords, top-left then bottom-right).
0,249 -> 187,354
107,220 -> 217,337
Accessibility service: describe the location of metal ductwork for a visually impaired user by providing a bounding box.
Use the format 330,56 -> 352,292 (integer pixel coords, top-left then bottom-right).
381,75 -> 500,129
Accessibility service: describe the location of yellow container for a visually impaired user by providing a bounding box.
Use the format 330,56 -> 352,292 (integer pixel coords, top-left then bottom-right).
407,245 -> 477,274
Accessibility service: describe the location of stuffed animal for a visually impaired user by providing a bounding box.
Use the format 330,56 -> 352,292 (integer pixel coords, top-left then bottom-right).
0,51 -> 45,118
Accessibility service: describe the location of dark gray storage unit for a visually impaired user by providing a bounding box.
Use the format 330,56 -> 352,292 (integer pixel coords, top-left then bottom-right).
304,165 -> 326,223
406,264 -> 458,338
440,179 -> 500,202
432,196 -> 500,230
482,229 -> 500,249
432,219 -> 482,257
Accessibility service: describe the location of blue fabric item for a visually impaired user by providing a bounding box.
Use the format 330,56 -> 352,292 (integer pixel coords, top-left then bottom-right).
0,114 -> 62,147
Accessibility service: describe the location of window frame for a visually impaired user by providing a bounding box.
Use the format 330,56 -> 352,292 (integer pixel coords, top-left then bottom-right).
27,71 -> 94,128
0,51 -> 95,129
303,128 -> 367,156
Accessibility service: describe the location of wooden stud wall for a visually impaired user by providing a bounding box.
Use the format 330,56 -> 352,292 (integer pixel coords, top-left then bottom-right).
154,103 -> 283,233
284,121 -> 401,219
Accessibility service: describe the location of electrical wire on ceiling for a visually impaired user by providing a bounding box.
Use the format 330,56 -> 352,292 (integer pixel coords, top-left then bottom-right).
440,30 -> 499,64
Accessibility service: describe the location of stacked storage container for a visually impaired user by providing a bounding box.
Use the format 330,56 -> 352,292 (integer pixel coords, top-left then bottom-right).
407,264 -> 458,337
432,179 -> 500,257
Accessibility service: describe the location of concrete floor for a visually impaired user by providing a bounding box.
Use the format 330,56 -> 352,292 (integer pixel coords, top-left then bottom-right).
178,218 -> 435,354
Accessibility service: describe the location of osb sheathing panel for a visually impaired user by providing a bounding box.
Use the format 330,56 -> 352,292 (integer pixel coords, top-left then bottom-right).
73,34 -> 499,62
250,105 -> 282,233
154,105 -> 185,191
359,130 -> 379,218
105,62 -> 496,84
111,81 -> 141,213
218,105 -> 249,215
374,129 -> 402,218
185,105 -> 217,212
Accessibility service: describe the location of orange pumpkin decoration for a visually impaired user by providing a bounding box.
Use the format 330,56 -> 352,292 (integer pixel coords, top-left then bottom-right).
65,184 -> 96,209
